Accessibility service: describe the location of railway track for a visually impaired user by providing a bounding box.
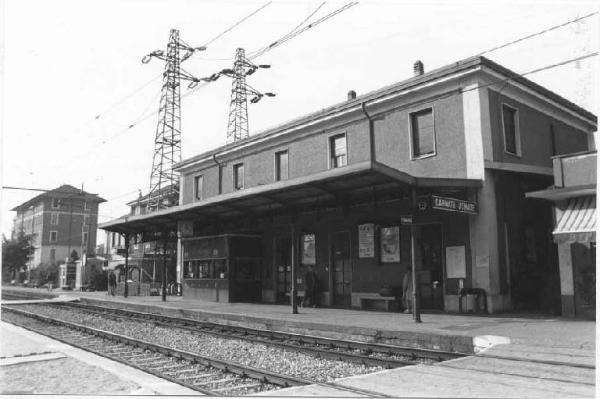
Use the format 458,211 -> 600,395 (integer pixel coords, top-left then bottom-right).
2,305 -> 401,397
2,307 -> 302,396
54,301 -> 461,365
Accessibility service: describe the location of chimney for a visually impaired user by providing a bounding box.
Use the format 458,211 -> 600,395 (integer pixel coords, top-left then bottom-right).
413,60 -> 424,76
347,90 -> 356,101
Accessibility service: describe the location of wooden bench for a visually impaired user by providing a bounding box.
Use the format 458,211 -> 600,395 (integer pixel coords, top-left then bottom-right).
359,295 -> 398,311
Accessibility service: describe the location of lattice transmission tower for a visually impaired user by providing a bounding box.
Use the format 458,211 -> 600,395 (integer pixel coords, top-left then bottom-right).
142,29 -> 205,213
225,48 -> 275,143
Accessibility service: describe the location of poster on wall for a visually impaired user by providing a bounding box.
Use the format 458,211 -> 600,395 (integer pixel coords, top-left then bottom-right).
358,223 -> 375,258
446,245 -> 466,278
380,226 -> 400,263
302,233 -> 316,265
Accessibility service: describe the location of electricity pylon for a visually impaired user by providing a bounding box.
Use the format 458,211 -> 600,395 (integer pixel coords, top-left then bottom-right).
142,29 -> 205,213
225,48 -> 275,143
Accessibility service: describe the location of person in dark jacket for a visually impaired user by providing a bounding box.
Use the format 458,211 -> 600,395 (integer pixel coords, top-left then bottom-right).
402,269 -> 413,313
108,271 -> 117,296
303,265 -> 318,308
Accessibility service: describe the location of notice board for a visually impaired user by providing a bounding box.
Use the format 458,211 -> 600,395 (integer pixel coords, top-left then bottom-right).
358,224 -> 375,258
445,245 -> 466,278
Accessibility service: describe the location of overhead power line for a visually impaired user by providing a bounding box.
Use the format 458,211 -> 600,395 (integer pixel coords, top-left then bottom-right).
249,1 -> 357,60
90,2 -> 273,125
478,12 -> 598,56
183,1 -> 359,100
466,52 -> 599,94
246,1 -> 327,59
93,73 -> 164,120
2,186 -> 98,196
202,1 -> 272,48
43,6 -> 597,173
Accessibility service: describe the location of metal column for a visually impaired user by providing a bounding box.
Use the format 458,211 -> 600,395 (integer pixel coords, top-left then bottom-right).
162,234 -> 168,302
123,233 -> 130,298
290,223 -> 298,314
410,188 -> 421,323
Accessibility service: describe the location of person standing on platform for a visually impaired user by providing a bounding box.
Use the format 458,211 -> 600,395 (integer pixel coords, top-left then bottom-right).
303,265 -> 318,308
108,271 -> 117,296
402,269 -> 413,313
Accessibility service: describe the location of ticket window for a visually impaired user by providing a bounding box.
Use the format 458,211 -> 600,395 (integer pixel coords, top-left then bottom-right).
184,259 -> 227,279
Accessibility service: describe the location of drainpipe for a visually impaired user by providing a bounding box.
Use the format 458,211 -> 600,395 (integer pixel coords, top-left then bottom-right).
361,102 -> 376,164
213,154 -> 224,195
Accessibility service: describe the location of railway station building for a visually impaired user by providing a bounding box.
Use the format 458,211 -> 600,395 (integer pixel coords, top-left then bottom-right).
100,56 -> 596,315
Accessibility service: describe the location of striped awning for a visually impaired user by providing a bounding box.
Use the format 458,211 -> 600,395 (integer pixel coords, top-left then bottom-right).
554,196 -> 596,244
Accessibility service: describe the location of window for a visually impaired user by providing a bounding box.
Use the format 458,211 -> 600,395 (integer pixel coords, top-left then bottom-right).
51,213 -> 59,225
194,175 -> 204,200
410,108 -> 435,158
84,201 -> 89,211
233,163 -> 244,190
82,232 -> 88,244
502,104 -> 520,155
133,206 -> 141,215
329,134 -> 347,168
50,248 -> 56,261
50,231 -> 58,242
301,233 -> 316,265
111,232 -> 116,247
275,150 -> 289,181
84,215 -> 89,225
51,198 -> 60,209
82,224 -> 89,233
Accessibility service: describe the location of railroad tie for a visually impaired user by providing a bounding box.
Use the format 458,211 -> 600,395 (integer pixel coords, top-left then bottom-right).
164,368 -> 203,375
212,383 -> 262,393
145,360 -> 175,367
193,377 -> 235,387
178,372 -> 220,380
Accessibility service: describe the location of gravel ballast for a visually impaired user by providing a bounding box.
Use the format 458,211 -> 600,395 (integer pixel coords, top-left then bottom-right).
7,304 -> 382,382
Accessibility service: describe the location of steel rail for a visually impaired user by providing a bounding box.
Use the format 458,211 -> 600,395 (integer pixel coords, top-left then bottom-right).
62,301 -> 461,362
56,302 -> 596,371
2,309 -> 217,395
55,302 -> 415,368
2,306 -> 307,390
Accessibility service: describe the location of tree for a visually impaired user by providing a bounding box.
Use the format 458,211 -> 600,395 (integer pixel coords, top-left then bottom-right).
31,262 -> 59,286
2,232 -> 35,283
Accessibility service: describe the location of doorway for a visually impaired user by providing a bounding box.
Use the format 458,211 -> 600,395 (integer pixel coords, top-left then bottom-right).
416,224 -> 444,310
274,236 -> 291,303
331,231 -> 352,307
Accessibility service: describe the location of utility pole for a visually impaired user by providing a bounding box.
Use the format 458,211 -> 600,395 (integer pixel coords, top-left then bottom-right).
225,48 -> 274,143
142,29 -> 206,213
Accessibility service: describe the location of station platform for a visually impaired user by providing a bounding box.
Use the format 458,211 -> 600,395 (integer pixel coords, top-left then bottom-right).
2,287 -> 596,397
3,286 -> 594,353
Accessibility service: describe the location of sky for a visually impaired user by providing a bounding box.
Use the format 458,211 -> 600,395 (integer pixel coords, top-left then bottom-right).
1,0 -> 598,245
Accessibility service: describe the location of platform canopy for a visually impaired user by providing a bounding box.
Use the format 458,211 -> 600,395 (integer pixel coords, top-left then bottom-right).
553,196 -> 596,244
100,160 -> 481,235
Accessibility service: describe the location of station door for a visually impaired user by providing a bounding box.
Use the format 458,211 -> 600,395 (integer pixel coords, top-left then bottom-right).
417,224 -> 444,310
331,231 -> 352,307
274,236 -> 292,303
